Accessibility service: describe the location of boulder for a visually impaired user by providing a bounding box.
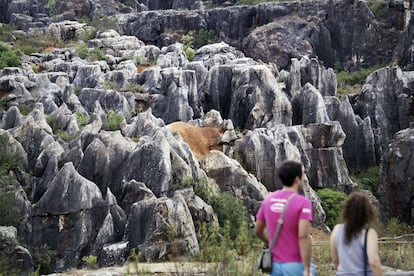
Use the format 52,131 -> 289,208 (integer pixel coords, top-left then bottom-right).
174,189 -> 219,232
126,194 -> 199,261
377,128 -> 414,225
120,180 -> 156,216
201,150 -> 268,215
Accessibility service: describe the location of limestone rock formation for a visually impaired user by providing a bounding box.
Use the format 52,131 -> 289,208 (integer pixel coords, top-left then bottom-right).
126,194 -> 199,261
351,67 -> 414,157
377,127 -> 414,225
201,150 -> 268,215
201,64 -> 292,130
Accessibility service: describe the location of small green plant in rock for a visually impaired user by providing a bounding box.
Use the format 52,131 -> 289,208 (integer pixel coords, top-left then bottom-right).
18,103 -> 34,116
88,47 -> 107,62
46,115 -> 60,132
316,188 -> 347,229
82,255 -> 97,269
73,86 -> 82,95
123,84 -> 145,94
55,130 -> 78,143
104,110 -> 123,131
75,111 -> 90,128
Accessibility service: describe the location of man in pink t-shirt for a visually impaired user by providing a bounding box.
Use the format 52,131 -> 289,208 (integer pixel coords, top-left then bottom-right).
255,161 -> 316,276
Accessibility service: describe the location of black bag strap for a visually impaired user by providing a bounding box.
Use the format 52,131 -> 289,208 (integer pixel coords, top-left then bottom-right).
269,193 -> 296,251
364,228 -> 369,276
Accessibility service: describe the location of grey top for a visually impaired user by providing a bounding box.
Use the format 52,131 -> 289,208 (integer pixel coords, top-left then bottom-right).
335,224 -> 373,276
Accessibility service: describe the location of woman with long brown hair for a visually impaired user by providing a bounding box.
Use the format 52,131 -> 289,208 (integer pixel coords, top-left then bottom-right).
330,192 -> 382,276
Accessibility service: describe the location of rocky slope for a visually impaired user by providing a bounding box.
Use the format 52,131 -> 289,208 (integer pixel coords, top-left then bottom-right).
0,0 -> 413,274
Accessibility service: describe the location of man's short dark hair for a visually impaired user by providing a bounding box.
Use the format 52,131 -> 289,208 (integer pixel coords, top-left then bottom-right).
278,160 -> 303,187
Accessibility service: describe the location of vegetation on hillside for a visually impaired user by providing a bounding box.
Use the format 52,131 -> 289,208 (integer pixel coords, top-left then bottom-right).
0,43 -> 21,70
181,28 -> 218,61
335,64 -> 385,99
350,166 -> 380,193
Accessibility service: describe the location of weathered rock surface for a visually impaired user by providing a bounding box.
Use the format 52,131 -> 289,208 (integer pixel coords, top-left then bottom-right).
121,0 -> 404,69
126,194 -> 199,261
377,127 -> 414,225
32,162 -> 125,271
351,67 -> 414,158
1,0 -> 413,271
201,64 -> 291,130
0,227 -> 33,276
325,96 -> 377,169
234,125 -> 327,228
286,57 -> 337,97
201,150 -> 267,215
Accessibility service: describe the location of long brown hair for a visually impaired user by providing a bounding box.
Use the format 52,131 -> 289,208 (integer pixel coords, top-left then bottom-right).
342,192 -> 377,244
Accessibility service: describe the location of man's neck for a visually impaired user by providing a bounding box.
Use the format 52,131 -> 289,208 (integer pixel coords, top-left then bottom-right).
282,186 -> 298,193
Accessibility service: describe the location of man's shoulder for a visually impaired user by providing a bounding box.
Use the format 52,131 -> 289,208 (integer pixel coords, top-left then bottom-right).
294,194 -> 312,205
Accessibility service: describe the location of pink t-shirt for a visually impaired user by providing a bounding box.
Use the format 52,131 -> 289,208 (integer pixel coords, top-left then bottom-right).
256,190 -> 313,262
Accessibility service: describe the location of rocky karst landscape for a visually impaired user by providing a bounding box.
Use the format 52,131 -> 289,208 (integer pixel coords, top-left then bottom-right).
0,0 -> 413,274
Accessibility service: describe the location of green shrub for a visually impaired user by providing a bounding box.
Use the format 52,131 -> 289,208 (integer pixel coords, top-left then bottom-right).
18,103 -> 34,116
31,245 -> 58,275
182,29 -> 218,49
48,0 -> 56,17
82,255 -> 97,269
123,84 -> 145,94
88,47 -> 107,62
73,87 -> 83,95
172,176 -> 196,190
75,43 -> 89,59
75,111 -> 90,128
196,184 -> 247,241
55,130 -> 78,143
196,29 -> 218,48
0,43 -> 21,69
368,0 -> 385,18
336,64 -> 385,86
350,166 -> 379,192
90,15 -> 119,33
316,188 -> 347,229
335,64 -> 385,99
184,46 -> 195,62
104,110 -> 123,131
0,192 -> 18,226
46,115 -> 60,132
